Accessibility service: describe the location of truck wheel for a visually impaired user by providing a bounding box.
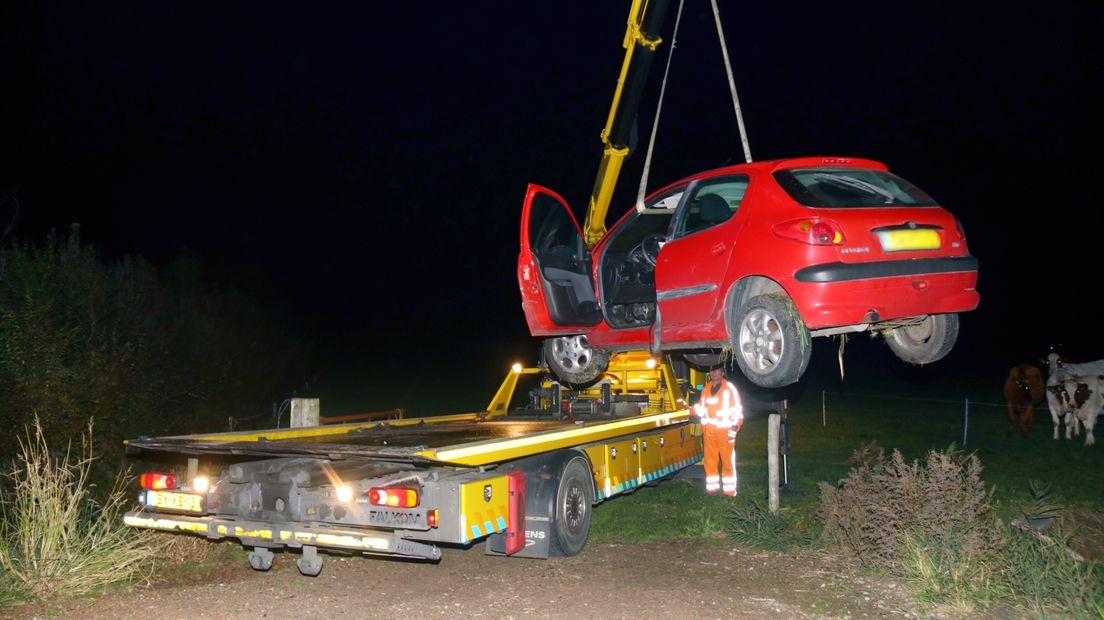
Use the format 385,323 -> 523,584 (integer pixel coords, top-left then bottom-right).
544,336 -> 610,385
550,456 -> 593,557
732,293 -> 811,389
884,313 -> 959,365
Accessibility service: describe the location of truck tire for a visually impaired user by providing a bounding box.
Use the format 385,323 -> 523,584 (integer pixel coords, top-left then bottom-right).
549,456 -> 593,557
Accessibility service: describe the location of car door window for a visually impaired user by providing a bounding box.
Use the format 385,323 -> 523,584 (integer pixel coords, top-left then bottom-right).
529,193 -> 584,262
671,176 -> 749,239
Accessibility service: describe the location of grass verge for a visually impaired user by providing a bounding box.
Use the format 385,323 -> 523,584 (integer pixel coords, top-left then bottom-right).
0,416 -> 162,603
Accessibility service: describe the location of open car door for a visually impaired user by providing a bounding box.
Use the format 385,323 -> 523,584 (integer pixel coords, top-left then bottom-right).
518,184 -> 603,336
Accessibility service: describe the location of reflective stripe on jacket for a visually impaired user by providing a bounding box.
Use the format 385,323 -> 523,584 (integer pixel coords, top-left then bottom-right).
693,380 -> 743,428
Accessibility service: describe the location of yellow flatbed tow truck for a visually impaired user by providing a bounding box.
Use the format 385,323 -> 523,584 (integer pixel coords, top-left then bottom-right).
123,353 -> 705,575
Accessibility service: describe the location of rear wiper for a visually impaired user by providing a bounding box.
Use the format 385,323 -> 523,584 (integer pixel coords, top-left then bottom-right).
812,173 -> 896,203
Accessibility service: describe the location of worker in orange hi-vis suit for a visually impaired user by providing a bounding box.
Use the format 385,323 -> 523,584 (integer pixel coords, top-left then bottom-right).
693,365 -> 744,496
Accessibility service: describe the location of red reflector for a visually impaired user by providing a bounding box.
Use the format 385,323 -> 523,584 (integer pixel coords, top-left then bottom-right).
367,486 -> 419,508
427,509 -> 439,528
772,218 -> 844,245
139,472 -> 178,490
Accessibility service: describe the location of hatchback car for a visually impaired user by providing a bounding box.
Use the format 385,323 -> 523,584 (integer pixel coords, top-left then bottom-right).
517,156 -> 979,389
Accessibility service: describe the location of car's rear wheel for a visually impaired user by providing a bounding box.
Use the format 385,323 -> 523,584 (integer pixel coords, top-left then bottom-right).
884,313 -> 959,365
732,293 -> 811,389
544,336 -> 610,385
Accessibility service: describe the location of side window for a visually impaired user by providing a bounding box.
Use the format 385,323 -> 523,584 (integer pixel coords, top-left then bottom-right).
672,176 -> 749,239
529,193 -> 582,259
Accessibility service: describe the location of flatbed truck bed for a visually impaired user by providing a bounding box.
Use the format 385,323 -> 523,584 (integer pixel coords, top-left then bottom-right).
123,356 -> 705,575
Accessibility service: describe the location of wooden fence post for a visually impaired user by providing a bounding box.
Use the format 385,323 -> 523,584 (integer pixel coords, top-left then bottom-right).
290,398 -> 320,428
768,413 -> 780,515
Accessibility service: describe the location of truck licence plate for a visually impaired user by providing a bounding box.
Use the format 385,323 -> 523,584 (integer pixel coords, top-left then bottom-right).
145,490 -> 204,513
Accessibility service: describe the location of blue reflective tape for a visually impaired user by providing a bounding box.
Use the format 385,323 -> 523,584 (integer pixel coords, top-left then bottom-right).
483,520 -> 494,534
470,524 -> 483,539
496,517 -> 506,531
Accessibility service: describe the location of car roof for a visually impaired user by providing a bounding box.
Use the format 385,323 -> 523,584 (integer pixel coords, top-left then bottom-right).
680,156 -> 890,182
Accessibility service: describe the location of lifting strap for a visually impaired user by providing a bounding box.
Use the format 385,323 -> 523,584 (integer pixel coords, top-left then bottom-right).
635,0 -> 685,211
635,0 -> 753,211
710,0 -> 753,164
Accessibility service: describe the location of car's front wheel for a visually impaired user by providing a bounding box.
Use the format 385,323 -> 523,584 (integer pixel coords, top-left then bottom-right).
543,336 -> 610,385
884,313 -> 959,365
732,293 -> 811,389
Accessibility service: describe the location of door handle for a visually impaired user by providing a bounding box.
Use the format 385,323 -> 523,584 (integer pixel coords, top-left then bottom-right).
710,243 -> 726,256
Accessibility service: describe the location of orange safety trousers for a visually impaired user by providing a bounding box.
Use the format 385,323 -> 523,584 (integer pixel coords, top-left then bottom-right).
702,424 -> 737,496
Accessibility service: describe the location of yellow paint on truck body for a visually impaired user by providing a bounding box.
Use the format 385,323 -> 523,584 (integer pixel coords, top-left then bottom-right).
458,474 -> 511,544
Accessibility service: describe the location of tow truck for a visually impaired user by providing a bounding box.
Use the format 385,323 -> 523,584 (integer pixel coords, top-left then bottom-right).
122,3 -> 691,574
124,353 -> 704,573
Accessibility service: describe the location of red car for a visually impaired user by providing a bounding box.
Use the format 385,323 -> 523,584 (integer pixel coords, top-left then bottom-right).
517,156 -> 980,388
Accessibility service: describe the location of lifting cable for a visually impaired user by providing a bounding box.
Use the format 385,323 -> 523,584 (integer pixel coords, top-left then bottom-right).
635,0 -> 753,210
710,0 -> 753,164
635,0 -> 685,211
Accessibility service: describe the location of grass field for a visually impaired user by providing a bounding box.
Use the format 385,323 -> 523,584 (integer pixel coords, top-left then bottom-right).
592,363 -> 1104,542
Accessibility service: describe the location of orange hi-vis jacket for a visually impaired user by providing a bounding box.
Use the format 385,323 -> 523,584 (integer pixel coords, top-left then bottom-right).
693,379 -> 743,430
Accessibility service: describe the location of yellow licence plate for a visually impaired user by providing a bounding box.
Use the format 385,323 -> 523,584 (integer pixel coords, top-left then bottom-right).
877,229 -> 941,251
146,490 -> 204,513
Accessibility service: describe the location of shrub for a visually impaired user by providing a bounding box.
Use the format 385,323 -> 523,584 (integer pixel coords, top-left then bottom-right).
0,416 -> 162,601
817,443 -> 1005,608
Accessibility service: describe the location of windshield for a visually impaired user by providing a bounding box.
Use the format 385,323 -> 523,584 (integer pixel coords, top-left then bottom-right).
774,168 -> 936,208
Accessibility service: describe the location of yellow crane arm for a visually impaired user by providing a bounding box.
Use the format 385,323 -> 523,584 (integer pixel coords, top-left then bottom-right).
582,0 -> 670,248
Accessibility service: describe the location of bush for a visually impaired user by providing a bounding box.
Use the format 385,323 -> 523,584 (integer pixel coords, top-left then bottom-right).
0,416 -> 162,602
817,443 -> 1005,608
0,228 -> 314,461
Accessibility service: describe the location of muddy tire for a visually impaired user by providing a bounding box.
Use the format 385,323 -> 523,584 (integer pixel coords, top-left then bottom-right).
885,313 -> 959,365
544,336 -> 610,385
732,293 -> 811,389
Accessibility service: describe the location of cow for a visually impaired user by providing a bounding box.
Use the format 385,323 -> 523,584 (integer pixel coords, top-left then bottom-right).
1002,363 -> 1045,437
1044,352 -> 1104,440
1054,375 -> 1104,446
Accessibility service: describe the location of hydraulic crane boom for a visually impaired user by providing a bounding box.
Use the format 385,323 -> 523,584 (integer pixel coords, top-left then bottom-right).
582,0 -> 671,248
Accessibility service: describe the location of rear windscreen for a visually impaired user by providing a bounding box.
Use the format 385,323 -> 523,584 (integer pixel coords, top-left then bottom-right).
774,168 -> 937,208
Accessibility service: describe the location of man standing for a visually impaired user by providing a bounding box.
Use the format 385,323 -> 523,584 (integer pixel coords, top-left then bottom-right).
693,364 -> 744,496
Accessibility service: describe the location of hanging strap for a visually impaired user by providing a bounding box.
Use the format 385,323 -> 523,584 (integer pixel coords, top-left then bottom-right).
710,0 -> 753,163
635,0 -> 686,211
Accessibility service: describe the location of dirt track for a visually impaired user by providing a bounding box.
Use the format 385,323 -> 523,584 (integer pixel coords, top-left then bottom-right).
10,538 -> 992,620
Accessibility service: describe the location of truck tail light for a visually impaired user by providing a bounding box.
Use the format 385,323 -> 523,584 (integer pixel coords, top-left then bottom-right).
367,487 -> 419,508
772,218 -> 844,245
139,472 -> 178,490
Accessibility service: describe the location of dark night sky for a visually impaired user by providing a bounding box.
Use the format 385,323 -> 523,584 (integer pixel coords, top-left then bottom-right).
2,2 -> 1101,413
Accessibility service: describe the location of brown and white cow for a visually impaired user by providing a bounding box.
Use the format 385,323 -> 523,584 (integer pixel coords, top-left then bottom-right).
1056,375 -> 1104,447
1044,352 -> 1104,440
1003,363 -> 1045,437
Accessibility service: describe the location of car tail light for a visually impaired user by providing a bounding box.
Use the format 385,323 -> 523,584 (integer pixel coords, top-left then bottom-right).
139,472 -> 178,490
367,487 -> 420,508
772,218 -> 844,245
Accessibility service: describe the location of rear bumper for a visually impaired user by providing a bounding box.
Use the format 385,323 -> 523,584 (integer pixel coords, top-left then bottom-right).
794,256 -> 978,283
789,259 -> 979,329
123,510 -> 442,561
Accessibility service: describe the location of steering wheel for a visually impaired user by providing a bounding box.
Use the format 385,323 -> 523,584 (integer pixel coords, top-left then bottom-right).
636,234 -> 665,267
